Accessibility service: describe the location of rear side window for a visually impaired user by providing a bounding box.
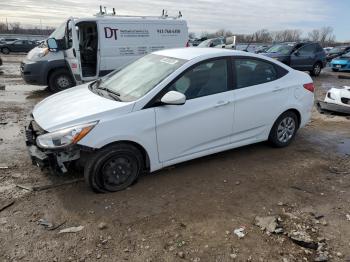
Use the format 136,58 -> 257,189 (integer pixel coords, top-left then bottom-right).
233,58 -> 285,89
298,44 -> 316,55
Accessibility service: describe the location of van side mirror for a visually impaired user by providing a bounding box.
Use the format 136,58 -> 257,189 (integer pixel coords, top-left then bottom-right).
47,38 -> 58,51
161,91 -> 186,105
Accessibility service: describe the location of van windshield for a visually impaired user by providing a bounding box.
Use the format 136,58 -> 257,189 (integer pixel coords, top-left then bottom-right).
94,54 -> 186,102
49,22 -> 66,39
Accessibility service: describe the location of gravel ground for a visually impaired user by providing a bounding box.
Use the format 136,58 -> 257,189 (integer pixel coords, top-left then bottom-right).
0,54 -> 349,262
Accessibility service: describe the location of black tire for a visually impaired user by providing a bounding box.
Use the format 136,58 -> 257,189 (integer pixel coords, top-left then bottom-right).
1,47 -> 10,54
331,68 -> 339,72
84,143 -> 143,193
268,111 -> 299,148
48,68 -> 75,92
310,62 -> 322,76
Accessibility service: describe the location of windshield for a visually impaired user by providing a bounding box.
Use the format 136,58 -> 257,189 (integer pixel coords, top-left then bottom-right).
342,51 -> 350,58
329,47 -> 346,54
198,39 -> 211,47
49,22 -> 66,39
95,54 -> 186,102
266,44 -> 294,55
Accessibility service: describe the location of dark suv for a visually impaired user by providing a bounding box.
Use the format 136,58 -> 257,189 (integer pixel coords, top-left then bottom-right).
326,46 -> 350,62
263,42 -> 326,76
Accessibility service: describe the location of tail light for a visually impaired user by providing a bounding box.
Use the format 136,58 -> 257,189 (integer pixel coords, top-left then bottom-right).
186,41 -> 190,47
303,83 -> 315,93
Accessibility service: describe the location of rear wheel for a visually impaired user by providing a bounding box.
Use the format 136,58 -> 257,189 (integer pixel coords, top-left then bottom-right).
1,47 -> 10,54
84,143 -> 143,193
268,111 -> 298,148
310,62 -> 322,76
48,68 -> 75,92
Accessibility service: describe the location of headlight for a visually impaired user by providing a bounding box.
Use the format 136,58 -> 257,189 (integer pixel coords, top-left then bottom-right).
36,121 -> 98,149
37,48 -> 49,58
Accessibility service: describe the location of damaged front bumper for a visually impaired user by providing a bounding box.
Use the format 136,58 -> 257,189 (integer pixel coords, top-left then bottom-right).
25,120 -> 81,173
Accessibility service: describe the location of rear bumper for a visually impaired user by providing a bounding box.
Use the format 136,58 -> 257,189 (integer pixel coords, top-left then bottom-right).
330,62 -> 350,71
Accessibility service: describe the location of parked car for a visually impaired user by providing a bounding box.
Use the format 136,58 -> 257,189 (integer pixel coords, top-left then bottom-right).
0,40 -> 38,54
330,51 -> 350,72
26,48 -> 314,193
198,37 -> 226,48
326,46 -> 350,62
263,42 -> 326,76
21,14 -> 188,92
323,47 -> 333,54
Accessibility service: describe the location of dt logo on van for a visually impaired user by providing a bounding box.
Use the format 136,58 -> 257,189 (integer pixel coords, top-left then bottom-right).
104,27 -> 119,40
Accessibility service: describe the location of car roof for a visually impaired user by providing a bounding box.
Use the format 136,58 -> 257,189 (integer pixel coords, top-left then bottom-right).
153,47 -> 247,60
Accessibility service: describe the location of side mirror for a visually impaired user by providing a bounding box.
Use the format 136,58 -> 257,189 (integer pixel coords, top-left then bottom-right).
294,51 -> 300,56
47,38 -> 58,51
161,91 -> 186,105
209,43 -> 214,47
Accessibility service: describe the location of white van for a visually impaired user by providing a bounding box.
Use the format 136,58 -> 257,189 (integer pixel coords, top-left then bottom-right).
21,13 -> 188,92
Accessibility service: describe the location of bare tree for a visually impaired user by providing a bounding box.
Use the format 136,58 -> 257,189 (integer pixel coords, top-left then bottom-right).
188,32 -> 196,39
272,29 -> 302,42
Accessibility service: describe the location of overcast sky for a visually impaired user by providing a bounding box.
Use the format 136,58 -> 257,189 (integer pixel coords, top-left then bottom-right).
0,0 -> 349,40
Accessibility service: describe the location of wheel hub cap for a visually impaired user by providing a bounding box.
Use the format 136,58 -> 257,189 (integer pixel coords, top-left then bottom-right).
277,117 -> 296,143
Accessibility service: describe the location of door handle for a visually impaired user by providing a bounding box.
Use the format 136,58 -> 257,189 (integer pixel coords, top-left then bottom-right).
214,101 -> 230,108
273,86 -> 283,92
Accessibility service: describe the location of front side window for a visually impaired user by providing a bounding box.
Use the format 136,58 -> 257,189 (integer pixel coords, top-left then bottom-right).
93,54 -> 186,102
234,58 -> 278,89
266,44 -> 294,55
168,58 -> 228,100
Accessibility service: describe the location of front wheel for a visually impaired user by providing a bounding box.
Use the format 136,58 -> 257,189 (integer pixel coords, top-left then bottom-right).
84,144 -> 144,193
48,68 -> 75,92
310,62 -> 322,76
1,47 -> 10,54
268,111 -> 299,148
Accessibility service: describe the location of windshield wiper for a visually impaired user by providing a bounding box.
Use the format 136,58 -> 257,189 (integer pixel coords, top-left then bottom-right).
96,86 -> 121,101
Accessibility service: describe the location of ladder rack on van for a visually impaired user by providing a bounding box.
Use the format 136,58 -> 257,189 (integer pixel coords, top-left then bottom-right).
94,6 -> 183,19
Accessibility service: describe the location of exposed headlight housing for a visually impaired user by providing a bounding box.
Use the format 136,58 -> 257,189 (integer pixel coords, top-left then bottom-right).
36,121 -> 98,149
37,48 -> 49,58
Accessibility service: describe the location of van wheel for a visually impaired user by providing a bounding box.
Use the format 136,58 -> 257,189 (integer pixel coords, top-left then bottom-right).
1,47 -> 10,54
48,68 -> 75,92
268,111 -> 298,148
84,144 -> 143,193
310,62 -> 322,76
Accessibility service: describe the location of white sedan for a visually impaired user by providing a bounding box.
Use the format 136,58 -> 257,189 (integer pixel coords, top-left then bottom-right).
26,48 -> 314,192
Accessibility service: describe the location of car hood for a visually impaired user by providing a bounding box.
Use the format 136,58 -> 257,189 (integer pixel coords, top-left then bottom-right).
33,84 -> 135,132
333,56 -> 350,62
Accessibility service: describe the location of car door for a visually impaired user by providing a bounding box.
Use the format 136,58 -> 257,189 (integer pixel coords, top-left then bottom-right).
154,58 -> 235,163
11,40 -> 24,52
290,44 -> 316,70
231,57 -> 290,143
64,19 -> 84,85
